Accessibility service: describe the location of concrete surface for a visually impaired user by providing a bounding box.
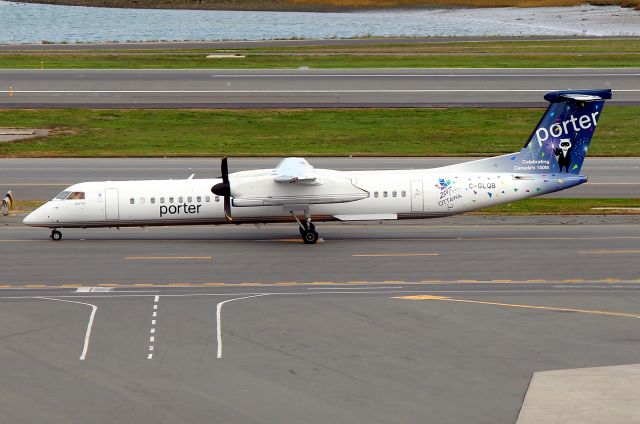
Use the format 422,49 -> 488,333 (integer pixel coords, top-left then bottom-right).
517,364 -> 640,424
0,68 -> 637,108
0,128 -> 48,142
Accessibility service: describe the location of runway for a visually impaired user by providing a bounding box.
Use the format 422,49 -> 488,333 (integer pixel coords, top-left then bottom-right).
1,157 -> 638,200
1,217 -> 640,423
1,68 -> 638,108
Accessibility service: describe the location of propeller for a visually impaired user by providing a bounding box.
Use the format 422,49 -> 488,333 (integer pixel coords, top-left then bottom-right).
211,157 -> 232,221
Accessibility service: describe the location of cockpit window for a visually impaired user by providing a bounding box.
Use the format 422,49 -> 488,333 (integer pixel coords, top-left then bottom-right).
53,191 -> 85,200
68,192 -> 85,200
55,191 -> 71,200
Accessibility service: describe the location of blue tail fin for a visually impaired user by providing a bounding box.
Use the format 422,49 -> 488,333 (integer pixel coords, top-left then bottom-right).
461,89 -> 611,175
520,89 -> 611,174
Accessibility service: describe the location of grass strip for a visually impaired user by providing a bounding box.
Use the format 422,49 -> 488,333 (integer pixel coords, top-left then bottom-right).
471,198 -> 640,215
2,39 -> 640,69
2,52 -> 639,69
0,107 -> 637,157
247,38 -> 640,53
6,39 -> 640,54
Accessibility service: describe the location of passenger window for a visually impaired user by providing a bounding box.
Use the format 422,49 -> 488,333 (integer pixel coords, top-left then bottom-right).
55,191 -> 71,200
383,191 -> 388,198
187,196 -> 192,203
205,196 -> 211,202
374,191 -> 379,198
401,190 -> 407,197
178,196 -> 184,203
150,197 -> 156,204
214,196 -> 220,203
130,198 -> 135,204
169,197 -> 174,204
392,191 -> 397,197
160,197 -> 165,204
197,196 -> 202,202
139,197 -> 145,205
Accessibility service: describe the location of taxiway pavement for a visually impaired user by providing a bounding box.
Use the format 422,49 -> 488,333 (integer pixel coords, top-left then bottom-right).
1,216 -> 639,423
2,215 -> 639,284
1,68 -> 638,108
1,157 -> 637,200
0,279 -> 638,424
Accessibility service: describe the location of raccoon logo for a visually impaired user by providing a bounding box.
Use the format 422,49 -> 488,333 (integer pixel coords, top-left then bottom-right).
552,138 -> 573,173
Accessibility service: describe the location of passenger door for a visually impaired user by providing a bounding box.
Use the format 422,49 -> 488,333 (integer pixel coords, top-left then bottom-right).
105,188 -> 119,220
410,180 -> 424,212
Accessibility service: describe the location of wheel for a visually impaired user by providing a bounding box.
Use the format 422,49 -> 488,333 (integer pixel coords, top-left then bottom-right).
50,230 -> 62,241
302,230 -> 319,245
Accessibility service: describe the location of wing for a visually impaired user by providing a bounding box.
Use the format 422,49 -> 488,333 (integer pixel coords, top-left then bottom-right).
272,157 -> 320,185
230,157 -> 369,207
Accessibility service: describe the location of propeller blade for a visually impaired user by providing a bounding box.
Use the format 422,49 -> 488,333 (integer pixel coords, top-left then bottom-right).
221,157 -> 229,185
223,196 -> 232,222
211,157 -> 232,222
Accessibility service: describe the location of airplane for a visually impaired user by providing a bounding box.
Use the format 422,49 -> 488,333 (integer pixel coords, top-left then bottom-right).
24,89 -> 611,244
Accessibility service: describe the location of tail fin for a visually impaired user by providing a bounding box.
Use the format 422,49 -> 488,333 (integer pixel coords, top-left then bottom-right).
460,89 -> 611,175
521,89 -> 611,174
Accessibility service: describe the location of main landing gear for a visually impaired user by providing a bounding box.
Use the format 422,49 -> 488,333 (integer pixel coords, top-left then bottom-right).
291,211 -> 319,244
50,229 -> 62,241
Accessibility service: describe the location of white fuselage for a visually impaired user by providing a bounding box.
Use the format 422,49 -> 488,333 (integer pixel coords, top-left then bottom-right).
23,167 -> 586,229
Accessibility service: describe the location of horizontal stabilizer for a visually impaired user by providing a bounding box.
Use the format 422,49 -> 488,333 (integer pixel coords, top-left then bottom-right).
544,89 -> 612,103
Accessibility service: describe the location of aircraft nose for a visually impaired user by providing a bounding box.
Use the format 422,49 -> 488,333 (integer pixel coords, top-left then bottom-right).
23,204 -> 50,226
23,211 -> 34,225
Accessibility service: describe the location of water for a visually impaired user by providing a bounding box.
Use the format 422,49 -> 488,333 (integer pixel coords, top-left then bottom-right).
0,0 -> 639,44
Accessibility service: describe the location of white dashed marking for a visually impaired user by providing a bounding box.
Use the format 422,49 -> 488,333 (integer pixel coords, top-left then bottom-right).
148,296 -> 160,359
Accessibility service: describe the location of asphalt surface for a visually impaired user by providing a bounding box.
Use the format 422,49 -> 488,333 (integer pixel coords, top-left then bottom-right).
1,68 -> 638,108
1,157 -> 638,200
0,217 -> 639,423
2,215 -> 640,283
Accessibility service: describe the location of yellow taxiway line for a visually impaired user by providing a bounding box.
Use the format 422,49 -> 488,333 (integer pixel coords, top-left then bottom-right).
0,278 -> 638,290
393,295 -> 640,319
124,256 -> 212,260
352,253 -> 439,257
579,250 -> 640,255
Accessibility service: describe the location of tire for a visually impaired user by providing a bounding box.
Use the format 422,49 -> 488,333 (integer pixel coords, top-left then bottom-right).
51,230 -> 62,241
302,230 -> 319,244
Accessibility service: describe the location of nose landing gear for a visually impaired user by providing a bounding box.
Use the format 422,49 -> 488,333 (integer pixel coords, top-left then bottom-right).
50,229 -> 62,241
